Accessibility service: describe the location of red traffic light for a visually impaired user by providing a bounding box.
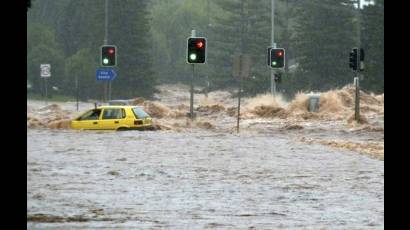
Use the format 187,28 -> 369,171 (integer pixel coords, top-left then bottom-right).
276,51 -> 283,57
196,41 -> 204,49
108,48 -> 115,54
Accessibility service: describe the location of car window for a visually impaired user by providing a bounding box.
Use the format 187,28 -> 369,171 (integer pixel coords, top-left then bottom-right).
132,107 -> 149,119
102,108 -> 124,120
78,109 -> 101,121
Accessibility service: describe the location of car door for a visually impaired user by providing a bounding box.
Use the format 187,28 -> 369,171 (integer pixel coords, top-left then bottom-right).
99,108 -> 126,130
72,109 -> 102,130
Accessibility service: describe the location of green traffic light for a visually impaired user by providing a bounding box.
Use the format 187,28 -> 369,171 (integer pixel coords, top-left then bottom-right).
190,53 -> 197,61
103,58 -> 109,64
272,61 -> 277,66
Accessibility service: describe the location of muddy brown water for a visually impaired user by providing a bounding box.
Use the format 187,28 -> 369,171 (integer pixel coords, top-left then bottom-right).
28,128 -> 383,229
27,85 -> 384,229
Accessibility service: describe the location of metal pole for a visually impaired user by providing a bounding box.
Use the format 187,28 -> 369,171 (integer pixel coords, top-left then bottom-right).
354,77 -> 360,122
355,0 -> 361,122
104,0 -> 109,102
75,76 -> 79,111
205,0 -> 210,99
104,0 -> 108,45
270,0 -> 276,96
205,75 -> 209,98
237,0 -> 244,133
108,82 -> 111,101
44,78 -> 48,105
189,29 -> 196,120
103,83 -> 107,102
190,64 -> 195,120
237,55 -> 242,133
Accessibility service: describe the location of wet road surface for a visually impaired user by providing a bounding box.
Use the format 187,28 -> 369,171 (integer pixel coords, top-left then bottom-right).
27,128 -> 384,229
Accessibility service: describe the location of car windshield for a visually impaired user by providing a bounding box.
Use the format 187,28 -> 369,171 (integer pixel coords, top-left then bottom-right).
132,107 -> 149,119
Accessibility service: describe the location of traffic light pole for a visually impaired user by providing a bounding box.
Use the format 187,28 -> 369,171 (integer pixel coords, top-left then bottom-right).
237,55 -> 242,133
190,64 -> 195,120
355,0 -> 361,123
270,0 -> 277,96
354,76 -> 360,121
236,0 -> 245,133
103,0 -> 110,102
44,77 -> 48,106
189,29 -> 196,121
75,75 -> 79,111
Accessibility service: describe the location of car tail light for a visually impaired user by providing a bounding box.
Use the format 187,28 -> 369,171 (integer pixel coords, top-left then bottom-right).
134,120 -> 143,125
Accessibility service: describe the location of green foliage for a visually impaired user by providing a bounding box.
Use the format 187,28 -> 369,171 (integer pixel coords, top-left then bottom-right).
27,23 -> 65,95
290,0 -> 357,93
208,0 -> 274,95
361,0 -> 384,93
109,0 -> 157,98
150,0 -> 211,84
27,0 -> 384,101
64,49 -> 97,100
27,0 -> 157,100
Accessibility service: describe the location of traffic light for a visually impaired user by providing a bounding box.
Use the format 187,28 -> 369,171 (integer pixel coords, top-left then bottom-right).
267,47 -> 272,67
274,73 -> 282,83
187,37 -> 207,64
270,48 -> 285,68
101,45 -> 117,67
360,48 -> 365,71
349,48 -> 358,71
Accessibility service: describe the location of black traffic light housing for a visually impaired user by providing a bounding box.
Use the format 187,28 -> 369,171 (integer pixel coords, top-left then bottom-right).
101,45 -> 117,67
349,48 -> 358,71
267,47 -> 272,67
274,73 -> 282,83
359,48 -> 365,71
349,48 -> 365,72
187,37 -> 207,64
270,48 -> 285,68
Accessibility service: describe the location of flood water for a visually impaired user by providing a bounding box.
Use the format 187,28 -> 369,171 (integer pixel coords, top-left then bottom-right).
27,128 -> 384,229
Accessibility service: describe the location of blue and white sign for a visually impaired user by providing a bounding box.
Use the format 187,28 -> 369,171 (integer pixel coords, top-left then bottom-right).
96,68 -> 117,81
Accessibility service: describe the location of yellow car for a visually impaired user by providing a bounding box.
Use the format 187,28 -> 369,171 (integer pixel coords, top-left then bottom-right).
71,105 -> 154,131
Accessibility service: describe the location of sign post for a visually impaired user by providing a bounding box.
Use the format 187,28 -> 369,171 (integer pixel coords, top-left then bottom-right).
40,64 -> 51,105
96,68 -> 117,104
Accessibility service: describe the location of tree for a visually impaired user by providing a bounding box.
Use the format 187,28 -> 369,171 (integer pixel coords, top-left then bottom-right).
150,0 -> 210,85
361,0 -> 384,93
64,49 -> 97,100
108,0 -> 157,98
27,23 -> 65,96
209,0 -> 276,95
291,0 -> 357,93
29,0 -> 158,99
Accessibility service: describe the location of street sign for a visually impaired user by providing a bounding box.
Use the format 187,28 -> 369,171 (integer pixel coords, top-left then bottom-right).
96,68 -> 117,81
40,64 -> 51,78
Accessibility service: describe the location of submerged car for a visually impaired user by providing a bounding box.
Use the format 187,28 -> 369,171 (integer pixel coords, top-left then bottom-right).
71,105 -> 154,131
